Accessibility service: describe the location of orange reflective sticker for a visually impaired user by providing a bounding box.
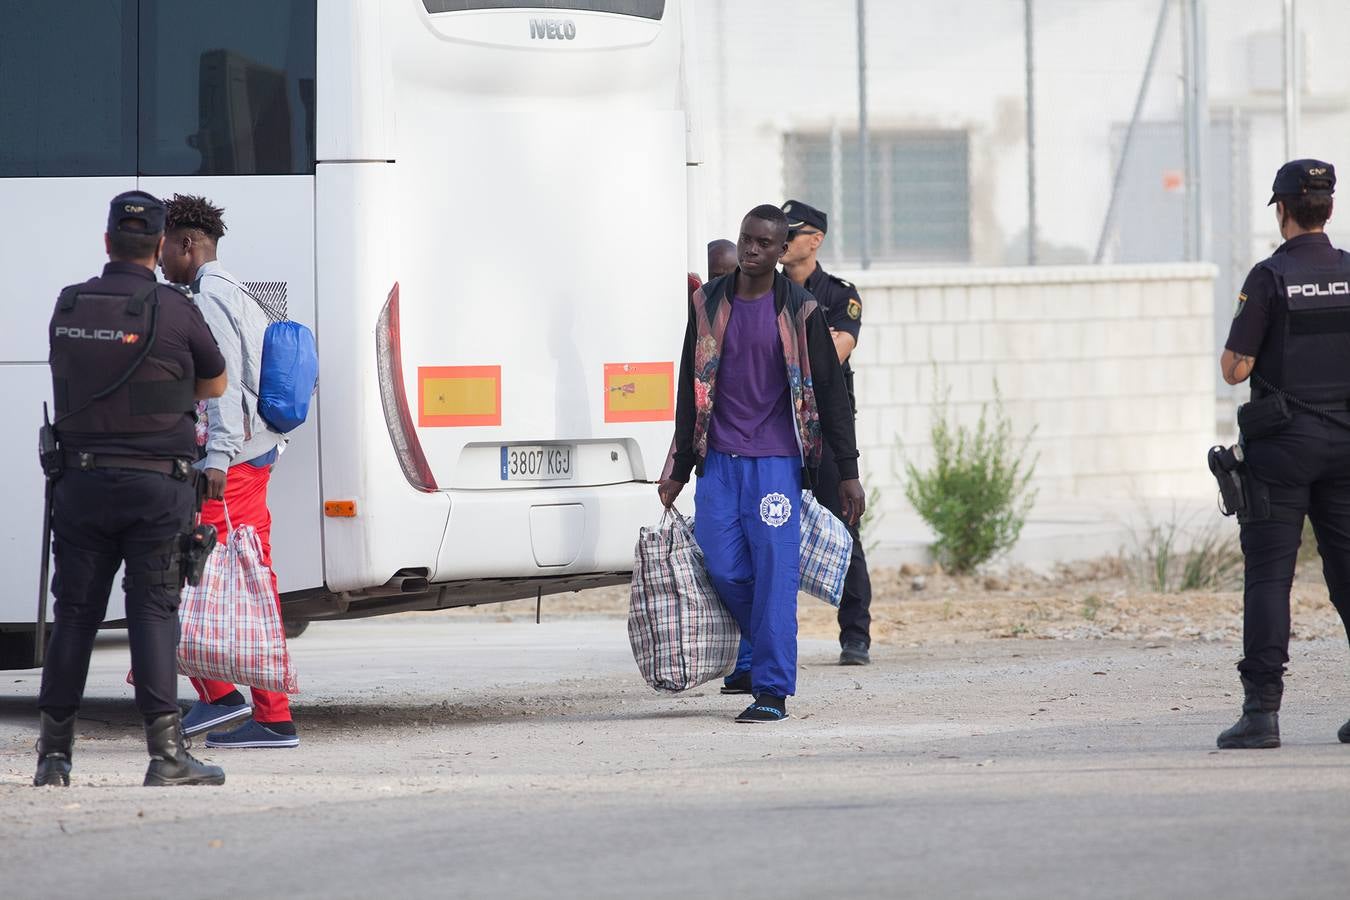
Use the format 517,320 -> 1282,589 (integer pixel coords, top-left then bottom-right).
324,500 -> 357,518
419,366 -> 502,427
604,362 -> 674,423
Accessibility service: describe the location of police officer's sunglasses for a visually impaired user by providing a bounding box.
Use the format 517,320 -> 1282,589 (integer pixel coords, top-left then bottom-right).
787,228 -> 822,240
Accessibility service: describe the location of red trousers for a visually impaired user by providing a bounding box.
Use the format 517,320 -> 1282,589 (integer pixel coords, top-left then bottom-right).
189,462 -> 291,723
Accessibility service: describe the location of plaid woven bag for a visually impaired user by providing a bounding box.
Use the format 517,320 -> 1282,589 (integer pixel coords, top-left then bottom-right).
628,509 -> 739,693
176,523 -> 299,694
799,489 -> 854,607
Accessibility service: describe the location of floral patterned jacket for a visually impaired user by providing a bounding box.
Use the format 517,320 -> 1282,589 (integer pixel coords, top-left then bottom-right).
664,270 -> 859,486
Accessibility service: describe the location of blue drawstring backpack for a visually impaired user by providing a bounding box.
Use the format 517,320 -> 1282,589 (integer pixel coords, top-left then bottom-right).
258,319 -> 318,433
196,273 -> 318,434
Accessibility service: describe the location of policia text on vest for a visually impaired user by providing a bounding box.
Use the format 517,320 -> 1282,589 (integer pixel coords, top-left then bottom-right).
33,190 -> 231,789
1213,158 -> 1350,752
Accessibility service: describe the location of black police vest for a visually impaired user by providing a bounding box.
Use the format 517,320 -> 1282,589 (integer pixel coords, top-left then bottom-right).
49,283 -> 196,437
1257,249 -> 1350,404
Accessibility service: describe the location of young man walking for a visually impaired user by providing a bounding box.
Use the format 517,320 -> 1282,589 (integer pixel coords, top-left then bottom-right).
160,195 -> 297,749
660,205 -> 864,723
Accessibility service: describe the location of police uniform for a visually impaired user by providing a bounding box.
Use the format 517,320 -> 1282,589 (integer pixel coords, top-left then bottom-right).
784,200 -> 874,660
34,192 -> 228,787
1218,160 -> 1350,749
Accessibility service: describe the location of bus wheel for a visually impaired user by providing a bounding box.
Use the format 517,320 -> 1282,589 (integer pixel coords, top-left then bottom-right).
0,629 -> 40,670
283,619 -> 310,640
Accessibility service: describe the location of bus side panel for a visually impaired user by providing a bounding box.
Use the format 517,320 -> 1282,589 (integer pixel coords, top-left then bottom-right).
0,365 -> 73,628
0,178 -> 136,363
314,162 -> 451,593
138,175 -> 324,593
0,177 -> 137,630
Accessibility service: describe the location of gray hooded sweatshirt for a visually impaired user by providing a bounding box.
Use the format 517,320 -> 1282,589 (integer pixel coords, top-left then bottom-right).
192,260 -> 287,471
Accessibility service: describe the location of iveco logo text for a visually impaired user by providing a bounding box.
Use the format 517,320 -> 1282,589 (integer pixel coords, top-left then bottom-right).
530,18 -> 576,40
1287,282 -> 1350,298
55,326 -> 141,344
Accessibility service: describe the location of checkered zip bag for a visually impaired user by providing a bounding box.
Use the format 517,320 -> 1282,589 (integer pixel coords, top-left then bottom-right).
799,489 -> 854,607
628,509 -> 739,693
176,519 -> 299,694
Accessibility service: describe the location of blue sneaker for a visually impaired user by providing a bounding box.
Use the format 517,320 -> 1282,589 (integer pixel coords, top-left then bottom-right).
204,719 -> 300,749
181,700 -> 253,738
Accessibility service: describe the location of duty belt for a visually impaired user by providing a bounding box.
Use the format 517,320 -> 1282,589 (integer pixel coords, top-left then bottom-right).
63,450 -> 193,481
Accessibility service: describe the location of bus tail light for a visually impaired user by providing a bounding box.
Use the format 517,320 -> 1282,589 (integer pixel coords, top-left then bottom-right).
376,283 -> 438,492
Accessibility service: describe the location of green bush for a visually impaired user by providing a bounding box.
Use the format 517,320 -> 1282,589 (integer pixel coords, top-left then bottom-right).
904,387 -> 1038,574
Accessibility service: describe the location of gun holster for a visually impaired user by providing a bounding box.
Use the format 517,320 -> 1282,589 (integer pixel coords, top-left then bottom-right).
1208,444 -> 1247,517
126,523 -> 217,589
180,524 -> 217,587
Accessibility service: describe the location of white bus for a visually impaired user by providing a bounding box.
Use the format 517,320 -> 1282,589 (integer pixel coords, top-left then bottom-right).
0,0 -> 700,668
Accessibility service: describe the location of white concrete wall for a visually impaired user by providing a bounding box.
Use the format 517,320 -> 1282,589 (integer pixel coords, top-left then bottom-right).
843,263 -> 1218,527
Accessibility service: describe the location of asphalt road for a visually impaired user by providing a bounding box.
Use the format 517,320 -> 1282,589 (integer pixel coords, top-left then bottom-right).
3,616 -> 1350,899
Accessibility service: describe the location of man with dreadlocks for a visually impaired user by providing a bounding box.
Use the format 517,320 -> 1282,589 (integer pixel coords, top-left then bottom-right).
160,194 -> 298,749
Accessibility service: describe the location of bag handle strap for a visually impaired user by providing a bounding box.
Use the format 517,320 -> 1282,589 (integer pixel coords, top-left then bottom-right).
661,506 -> 694,555
661,505 -> 691,528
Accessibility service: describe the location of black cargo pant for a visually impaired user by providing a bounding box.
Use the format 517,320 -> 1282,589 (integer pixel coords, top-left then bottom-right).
813,441 -> 873,648
1238,412 -> 1350,683
39,468 -> 195,722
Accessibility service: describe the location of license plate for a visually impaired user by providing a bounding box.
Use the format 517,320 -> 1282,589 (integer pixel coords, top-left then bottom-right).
500,445 -> 573,481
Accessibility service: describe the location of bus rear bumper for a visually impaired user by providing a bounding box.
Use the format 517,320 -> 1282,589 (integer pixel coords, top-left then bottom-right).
433,481 -> 661,581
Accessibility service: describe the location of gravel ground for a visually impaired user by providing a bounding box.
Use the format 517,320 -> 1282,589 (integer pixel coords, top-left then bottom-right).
3,564 -> 1349,898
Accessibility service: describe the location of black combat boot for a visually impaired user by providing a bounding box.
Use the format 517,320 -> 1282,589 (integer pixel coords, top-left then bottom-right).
33,712 -> 76,787
143,713 -> 226,787
1217,676 -> 1283,749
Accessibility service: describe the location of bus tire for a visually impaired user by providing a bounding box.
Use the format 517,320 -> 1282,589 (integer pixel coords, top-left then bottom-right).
283,619 -> 309,640
0,629 -> 39,670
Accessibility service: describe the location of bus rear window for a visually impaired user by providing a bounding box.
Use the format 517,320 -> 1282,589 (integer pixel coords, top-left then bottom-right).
422,1 -> 665,19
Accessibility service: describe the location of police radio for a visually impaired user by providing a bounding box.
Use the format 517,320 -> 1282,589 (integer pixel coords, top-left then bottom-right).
38,403 -> 61,480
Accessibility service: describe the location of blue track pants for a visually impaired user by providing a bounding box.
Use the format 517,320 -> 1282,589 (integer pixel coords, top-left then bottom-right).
694,449 -> 801,698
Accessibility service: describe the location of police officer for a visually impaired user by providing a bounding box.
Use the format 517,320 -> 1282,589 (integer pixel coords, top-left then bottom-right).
781,199 -> 874,666
34,192 -> 230,786
1217,159 -> 1350,750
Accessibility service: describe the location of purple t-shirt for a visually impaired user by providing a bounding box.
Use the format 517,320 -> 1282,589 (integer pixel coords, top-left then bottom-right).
708,290 -> 800,458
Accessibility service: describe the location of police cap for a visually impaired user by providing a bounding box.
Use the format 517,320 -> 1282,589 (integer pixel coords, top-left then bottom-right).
108,190 -> 166,235
782,199 -> 827,235
1268,159 -> 1336,205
